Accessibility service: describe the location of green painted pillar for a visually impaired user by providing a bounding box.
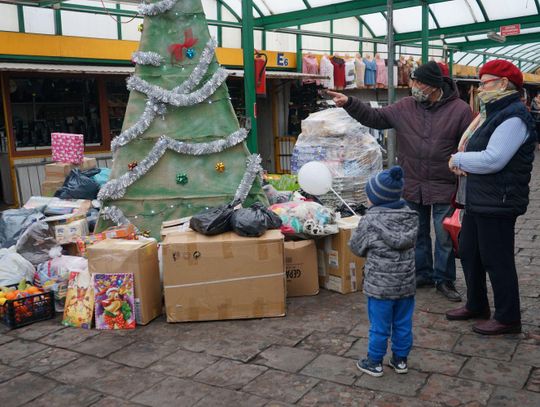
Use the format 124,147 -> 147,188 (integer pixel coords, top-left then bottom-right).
262,30 -> 266,50
421,0 -> 428,64
449,49 -> 454,78
217,0 -> 222,47
54,8 -> 62,35
296,26 -> 302,73
17,5 -> 25,33
241,0 -> 257,153
359,22 -> 363,54
116,4 -> 122,40
483,54 -> 487,65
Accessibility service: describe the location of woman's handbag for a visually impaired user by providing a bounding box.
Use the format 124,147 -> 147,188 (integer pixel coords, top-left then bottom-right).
443,208 -> 462,258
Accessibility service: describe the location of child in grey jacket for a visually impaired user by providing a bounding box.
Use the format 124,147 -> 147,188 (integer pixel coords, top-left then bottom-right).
349,166 -> 419,377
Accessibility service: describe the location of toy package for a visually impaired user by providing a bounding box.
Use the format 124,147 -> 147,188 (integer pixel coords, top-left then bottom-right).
269,201 -> 338,239
62,270 -> 94,329
93,273 -> 136,330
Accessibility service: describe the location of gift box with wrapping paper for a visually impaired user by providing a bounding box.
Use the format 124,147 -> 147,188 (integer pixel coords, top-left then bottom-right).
51,133 -> 84,164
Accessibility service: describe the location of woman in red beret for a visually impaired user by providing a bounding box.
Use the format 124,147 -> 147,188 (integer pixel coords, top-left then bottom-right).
446,60 -> 537,335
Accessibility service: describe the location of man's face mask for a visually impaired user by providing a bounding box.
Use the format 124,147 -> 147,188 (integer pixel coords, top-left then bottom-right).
411,86 -> 435,103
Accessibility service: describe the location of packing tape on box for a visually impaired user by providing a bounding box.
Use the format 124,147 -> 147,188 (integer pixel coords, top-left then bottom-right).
221,241 -> 234,259
164,272 -> 284,289
170,299 -> 285,321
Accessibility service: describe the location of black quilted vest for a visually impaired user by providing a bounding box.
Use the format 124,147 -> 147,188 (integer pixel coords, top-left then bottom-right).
465,92 -> 536,217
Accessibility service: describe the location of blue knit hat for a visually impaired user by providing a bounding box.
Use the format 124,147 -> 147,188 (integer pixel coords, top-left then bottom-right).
365,166 -> 404,206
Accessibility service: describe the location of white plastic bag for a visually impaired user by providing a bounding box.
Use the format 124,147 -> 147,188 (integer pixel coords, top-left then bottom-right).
0,246 -> 36,286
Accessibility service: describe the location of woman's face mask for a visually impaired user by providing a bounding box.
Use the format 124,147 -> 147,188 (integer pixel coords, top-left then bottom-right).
411,86 -> 435,103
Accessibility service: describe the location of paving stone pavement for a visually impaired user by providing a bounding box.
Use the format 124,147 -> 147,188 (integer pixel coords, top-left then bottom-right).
0,151 -> 539,406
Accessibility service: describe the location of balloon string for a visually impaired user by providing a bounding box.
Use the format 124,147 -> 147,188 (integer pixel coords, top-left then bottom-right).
330,187 -> 358,216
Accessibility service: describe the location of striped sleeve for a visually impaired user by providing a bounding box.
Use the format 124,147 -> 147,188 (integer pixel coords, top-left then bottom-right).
451,117 -> 528,174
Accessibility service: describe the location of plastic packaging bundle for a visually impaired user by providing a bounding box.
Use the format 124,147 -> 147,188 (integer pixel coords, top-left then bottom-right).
291,108 -> 383,208
269,201 -> 338,239
0,208 -> 45,249
0,246 -> 36,286
34,251 -> 88,312
15,221 -> 60,266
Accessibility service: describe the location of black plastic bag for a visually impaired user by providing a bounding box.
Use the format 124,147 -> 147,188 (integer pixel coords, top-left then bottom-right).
0,208 -> 45,249
230,202 -> 282,237
189,200 -> 239,236
55,168 -> 101,200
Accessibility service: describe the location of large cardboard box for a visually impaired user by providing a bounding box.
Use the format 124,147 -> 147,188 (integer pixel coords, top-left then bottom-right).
45,157 -> 97,181
54,218 -> 89,244
317,216 -> 365,294
162,229 -> 286,322
88,239 -> 162,325
41,180 -> 64,197
284,240 -> 319,297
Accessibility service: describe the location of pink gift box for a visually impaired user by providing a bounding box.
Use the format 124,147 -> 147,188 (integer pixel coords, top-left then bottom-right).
51,133 -> 84,164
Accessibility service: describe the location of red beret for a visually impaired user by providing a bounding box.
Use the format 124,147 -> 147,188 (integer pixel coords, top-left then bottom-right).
437,62 -> 449,77
479,60 -> 523,89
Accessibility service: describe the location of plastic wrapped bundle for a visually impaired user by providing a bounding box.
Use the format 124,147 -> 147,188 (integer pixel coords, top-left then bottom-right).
291,108 -> 383,208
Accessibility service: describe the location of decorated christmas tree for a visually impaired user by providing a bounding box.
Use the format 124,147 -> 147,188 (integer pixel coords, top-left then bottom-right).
96,0 -> 267,238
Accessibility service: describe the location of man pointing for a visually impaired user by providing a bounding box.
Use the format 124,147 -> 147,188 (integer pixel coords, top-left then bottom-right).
327,61 -> 472,302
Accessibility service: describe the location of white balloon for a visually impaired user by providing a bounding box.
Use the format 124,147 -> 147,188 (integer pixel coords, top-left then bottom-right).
298,161 -> 333,196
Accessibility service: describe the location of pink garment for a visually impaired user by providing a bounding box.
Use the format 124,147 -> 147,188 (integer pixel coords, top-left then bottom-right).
302,56 -> 320,84
376,57 -> 388,87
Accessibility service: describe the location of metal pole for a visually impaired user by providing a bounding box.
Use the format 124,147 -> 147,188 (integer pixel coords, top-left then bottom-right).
421,0 -> 428,64
241,0 -> 258,153
449,49 -> 454,78
387,0 -> 396,167
296,26 -> 302,73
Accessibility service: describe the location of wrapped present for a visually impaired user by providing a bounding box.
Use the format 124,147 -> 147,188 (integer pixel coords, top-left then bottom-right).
51,133 -> 84,165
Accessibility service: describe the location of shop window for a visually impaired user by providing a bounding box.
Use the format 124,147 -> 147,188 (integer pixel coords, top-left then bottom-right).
9,76 -> 102,151
105,77 -> 129,140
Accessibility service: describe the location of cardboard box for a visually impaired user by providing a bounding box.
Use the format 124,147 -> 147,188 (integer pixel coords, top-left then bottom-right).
88,239 -> 162,325
317,216 -> 365,294
162,229 -> 286,322
160,217 -> 192,239
45,157 -> 97,181
54,218 -> 89,244
41,180 -> 64,197
284,240 -> 319,297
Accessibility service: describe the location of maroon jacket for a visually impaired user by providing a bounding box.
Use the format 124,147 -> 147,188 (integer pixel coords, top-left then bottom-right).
343,78 -> 472,205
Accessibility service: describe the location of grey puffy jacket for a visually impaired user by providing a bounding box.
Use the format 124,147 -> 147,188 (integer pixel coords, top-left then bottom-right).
349,206 -> 419,300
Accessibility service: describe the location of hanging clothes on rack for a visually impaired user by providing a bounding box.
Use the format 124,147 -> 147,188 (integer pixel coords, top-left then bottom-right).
330,56 -> 346,90
375,54 -> 388,88
319,55 -> 334,89
345,58 -> 356,89
302,54 -> 320,84
398,56 -> 408,86
355,55 -> 365,88
363,56 -> 376,86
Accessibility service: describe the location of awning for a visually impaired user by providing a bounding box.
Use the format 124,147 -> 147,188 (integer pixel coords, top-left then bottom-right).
0,62 -> 329,80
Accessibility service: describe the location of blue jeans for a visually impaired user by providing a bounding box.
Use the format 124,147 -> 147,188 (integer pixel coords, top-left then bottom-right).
367,296 -> 415,362
406,201 -> 456,284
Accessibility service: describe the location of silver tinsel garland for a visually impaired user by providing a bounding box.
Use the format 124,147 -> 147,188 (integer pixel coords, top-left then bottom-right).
101,205 -> 139,232
111,98 -> 167,152
234,154 -> 263,203
138,0 -> 178,16
112,40 -> 217,152
98,129 -> 249,201
132,51 -> 164,66
127,67 -> 228,107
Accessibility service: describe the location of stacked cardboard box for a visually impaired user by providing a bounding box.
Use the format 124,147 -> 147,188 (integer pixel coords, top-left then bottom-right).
162,229 -> 286,322
88,239 -> 162,325
41,157 -> 97,197
317,216 -> 365,294
284,240 -> 319,297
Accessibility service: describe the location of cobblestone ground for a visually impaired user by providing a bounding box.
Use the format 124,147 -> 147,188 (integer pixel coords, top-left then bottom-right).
1,152 -> 539,406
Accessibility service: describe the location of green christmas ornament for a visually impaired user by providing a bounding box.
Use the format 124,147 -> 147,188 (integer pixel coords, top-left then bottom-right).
176,173 -> 188,185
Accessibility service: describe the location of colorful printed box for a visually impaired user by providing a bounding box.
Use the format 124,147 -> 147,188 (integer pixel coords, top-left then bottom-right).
62,271 -> 95,329
51,133 -> 84,165
94,273 -> 136,330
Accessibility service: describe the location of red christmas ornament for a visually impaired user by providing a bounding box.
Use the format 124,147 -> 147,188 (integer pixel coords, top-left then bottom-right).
168,28 -> 198,64
128,161 -> 138,171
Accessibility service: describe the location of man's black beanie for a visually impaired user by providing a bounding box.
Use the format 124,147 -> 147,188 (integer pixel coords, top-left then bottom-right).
411,60 -> 443,88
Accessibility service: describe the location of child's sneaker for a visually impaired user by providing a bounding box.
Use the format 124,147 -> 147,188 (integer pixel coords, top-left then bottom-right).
356,358 -> 383,377
389,355 -> 408,374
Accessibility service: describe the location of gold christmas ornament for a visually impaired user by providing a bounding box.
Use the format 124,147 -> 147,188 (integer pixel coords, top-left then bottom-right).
137,23 -> 144,32
215,162 -> 225,173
